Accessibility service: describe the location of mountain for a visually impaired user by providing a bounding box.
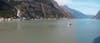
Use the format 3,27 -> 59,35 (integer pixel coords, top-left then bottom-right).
0,0 -> 17,18
64,6 -> 89,19
95,10 -> 100,19
69,9 -> 88,18
0,0 -> 13,10
59,6 -> 74,18
4,0 -> 73,19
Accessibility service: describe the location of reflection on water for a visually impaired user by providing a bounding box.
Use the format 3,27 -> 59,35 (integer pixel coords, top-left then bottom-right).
0,19 -> 76,43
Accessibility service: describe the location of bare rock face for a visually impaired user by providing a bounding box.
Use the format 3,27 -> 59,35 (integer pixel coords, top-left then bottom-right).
6,0 -> 72,19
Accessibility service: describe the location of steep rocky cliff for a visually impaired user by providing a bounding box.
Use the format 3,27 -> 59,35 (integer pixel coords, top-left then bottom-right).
6,0 -> 72,19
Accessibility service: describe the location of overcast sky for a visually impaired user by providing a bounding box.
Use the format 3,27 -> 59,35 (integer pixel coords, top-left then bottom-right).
55,0 -> 100,15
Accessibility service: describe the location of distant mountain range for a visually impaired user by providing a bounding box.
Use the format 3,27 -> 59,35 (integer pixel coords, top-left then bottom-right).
63,6 -> 92,19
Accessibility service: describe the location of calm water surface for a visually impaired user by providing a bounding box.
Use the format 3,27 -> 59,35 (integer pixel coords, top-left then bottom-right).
76,19 -> 100,43
0,19 -> 76,43
0,19 -> 99,43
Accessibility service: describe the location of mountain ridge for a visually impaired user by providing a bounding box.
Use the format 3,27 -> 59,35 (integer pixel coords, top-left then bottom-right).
5,0 -> 73,19
63,5 -> 91,18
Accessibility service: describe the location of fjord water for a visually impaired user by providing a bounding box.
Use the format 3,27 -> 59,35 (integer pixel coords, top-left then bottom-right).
76,19 -> 100,43
0,19 -> 76,43
0,19 -> 99,43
